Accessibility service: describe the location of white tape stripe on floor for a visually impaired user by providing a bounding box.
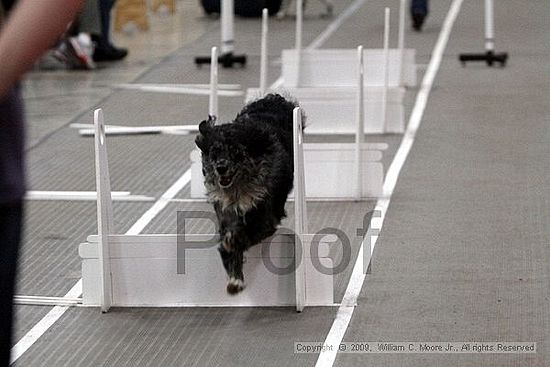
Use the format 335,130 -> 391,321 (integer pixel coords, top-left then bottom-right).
10,280 -> 82,364
315,0 -> 465,366
306,0 -> 368,50
11,0 -> 374,362
125,170 -> 192,235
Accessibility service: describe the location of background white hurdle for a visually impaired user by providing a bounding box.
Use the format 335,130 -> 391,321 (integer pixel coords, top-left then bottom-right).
193,48 -> 388,200
79,108 -> 335,311
247,8 -> 406,135
282,0 -> 416,88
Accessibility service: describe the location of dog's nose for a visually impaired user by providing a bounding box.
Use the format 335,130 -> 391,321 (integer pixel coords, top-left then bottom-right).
216,164 -> 228,175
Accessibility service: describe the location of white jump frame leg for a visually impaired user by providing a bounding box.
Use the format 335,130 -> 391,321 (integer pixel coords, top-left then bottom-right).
293,107 -> 307,312
259,9 -> 269,95
398,0 -> 406,87
209,46 -> 219,120
355,46 -> 364,200
382,8 -> 390,133
295,0 -> 304,87
94,109 -> 114,313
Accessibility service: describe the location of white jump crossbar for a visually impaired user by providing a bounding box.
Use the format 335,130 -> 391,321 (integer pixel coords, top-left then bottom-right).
110,83 -> 243,96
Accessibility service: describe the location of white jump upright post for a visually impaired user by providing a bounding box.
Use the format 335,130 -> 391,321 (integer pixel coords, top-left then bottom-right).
209,47 -> 219,120
293,107 -> 308,312
259,9 -> 269,95
397,0 -> 406,87
355,45 -> 364,201
294,0 -> 303,87
195,0 -> 246,67
382,8 -> 390,133
94,109 -> 114,313
459,0 -> 508,66
221,0 -> 234,55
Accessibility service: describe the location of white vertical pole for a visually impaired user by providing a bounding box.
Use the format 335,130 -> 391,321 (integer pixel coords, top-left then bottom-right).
355,45 -> 364,201
295,0 -> 303,87
398,0 -> 406,86
221,0 -> 234,55
260,8 -> 269,95
293,107 -> 306,312
382,8 -> 390,132
94,109 -> 113,313
484,0 -> 495,52
209,47 -> 219,120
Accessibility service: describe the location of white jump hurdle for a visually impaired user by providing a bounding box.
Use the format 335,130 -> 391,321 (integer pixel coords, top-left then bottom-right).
190,142 -> 388,199
248,7 -> 406,134
79,108 -> 334,311
281,49 -> 416,88
284,0 -> 416,88
194,45 -> 388,199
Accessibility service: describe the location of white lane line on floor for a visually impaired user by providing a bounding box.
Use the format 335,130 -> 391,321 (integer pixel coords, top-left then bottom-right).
11,0 -> 372,362
10,279 -> 82,364
306,0 -> 367,50
315,0 -> 465,366
10,170 -> 192,365
125,170 -> 192,235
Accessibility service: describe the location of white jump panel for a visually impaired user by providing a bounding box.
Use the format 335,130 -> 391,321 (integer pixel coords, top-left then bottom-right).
282,49 -> 417,87
288,87 -> 404,134
80,234 -> 334,307
246,87 -> 404,134
190,142 -> 388,199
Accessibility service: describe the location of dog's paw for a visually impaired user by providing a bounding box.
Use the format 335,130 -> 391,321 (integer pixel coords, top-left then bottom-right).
226,277 -> 244,295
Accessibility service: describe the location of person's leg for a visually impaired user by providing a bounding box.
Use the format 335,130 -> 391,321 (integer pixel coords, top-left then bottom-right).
94,0 -> 128,61
99,0 -> 116,44
0,201 -> 23,367
410,0 -> 428,31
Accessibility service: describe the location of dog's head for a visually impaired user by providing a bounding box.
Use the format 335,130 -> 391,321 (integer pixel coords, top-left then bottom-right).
195,119 -> 267,193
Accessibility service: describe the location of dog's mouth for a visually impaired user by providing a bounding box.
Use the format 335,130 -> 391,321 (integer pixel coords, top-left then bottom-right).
218,175 -> 234,188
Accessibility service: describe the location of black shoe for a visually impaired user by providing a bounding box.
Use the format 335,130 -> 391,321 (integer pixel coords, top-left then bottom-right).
93,44 -> 128,62
411,10 -> 426,31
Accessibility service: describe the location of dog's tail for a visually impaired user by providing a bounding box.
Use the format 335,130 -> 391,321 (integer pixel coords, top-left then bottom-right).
236,93 -> 305,132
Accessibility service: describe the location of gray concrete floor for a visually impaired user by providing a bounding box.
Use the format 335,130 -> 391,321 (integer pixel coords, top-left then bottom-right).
12,0 -> 549,366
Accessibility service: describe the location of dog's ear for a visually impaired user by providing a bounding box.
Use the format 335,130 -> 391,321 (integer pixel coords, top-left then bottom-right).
195,119 -> 214,153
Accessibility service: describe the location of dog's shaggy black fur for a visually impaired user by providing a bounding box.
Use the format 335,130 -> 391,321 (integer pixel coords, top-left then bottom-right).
195,94 -> 299,294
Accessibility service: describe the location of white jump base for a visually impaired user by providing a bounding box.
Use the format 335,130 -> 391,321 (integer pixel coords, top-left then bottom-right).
190,142 -> 388,199
80,234 -> 334,307
282,49 -> 417,88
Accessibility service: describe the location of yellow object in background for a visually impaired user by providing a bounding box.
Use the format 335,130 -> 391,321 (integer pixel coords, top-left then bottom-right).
114,0 -> 149,32
150,0 -> 176,14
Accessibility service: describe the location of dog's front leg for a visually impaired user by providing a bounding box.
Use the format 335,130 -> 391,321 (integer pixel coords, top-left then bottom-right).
218,214 -> 250,294
218,246 -> 245,294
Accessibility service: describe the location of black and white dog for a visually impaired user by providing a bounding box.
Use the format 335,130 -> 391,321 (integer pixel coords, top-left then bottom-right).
195,94 -> 301,294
